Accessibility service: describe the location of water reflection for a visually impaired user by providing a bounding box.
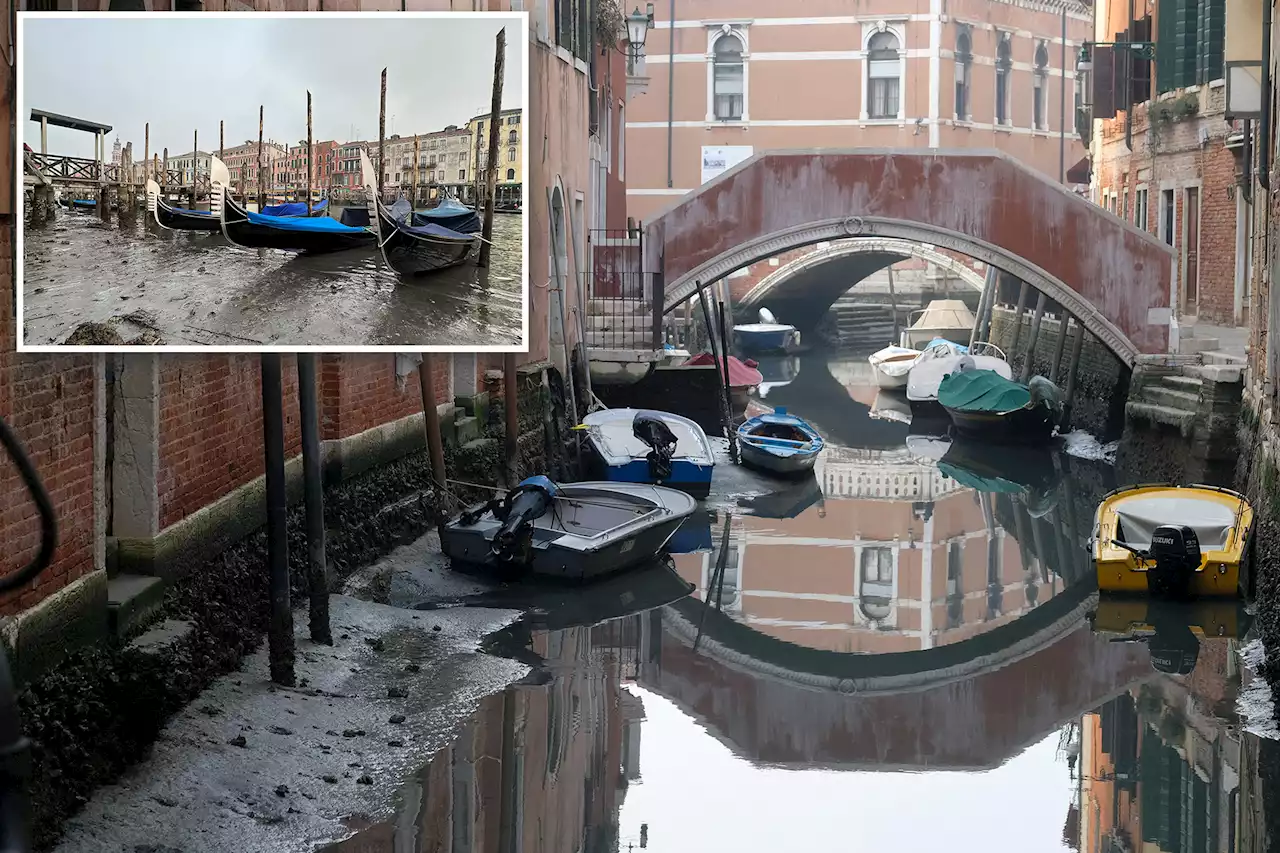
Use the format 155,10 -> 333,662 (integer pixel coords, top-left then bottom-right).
322,347 -> 1274,852
21,206 -> 522,347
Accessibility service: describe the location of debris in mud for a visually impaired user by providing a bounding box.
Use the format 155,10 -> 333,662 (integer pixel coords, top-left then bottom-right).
388,714 -> 406,724
364,637 -> 385,652
227,735 -> 247,748
322,775 -> 337,784
341,729 -> 365,738
356,775 -> 373,785
274,785 -> 289,797
268,726 -> 293,736
404,663 -> 420,673
64,322 -> 124,345
387,686 -> 408,699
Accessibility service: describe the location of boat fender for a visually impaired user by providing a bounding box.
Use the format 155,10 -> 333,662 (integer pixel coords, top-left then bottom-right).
632,415 -> 679,483
491,477 -> 558,564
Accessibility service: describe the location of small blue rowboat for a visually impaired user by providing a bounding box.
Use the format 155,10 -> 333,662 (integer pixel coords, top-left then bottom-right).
736,407 -> 824,476
578,408 -> 715,498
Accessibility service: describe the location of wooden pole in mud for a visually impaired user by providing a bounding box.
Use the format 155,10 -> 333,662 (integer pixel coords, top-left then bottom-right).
306,90 -> 313,216
1021,292 -> 1048,382
478,27 -> 506,268
192,129 -> 198,206
257,105 -> 265,212
162,148 -> 168,198
1008,280 -> 1030,360
1062,321 -> 1086,428
260,353 -> 296,686
418,355 -> 449,527
1049,311 -> 1072,385
411,135 -> 420,209
887,266 -> 900,343
697,283 -> 738,462
503,353 -> 520,486
219,119 -> 224,166
296,354 -> 332,646
143,123 -> 149,184
378,68 -> 387,199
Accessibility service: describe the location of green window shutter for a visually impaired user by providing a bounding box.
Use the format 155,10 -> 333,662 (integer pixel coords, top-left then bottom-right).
1156,0 -> 1178,94
1173,0 -> 1198,88
1197,0 -> 1225,83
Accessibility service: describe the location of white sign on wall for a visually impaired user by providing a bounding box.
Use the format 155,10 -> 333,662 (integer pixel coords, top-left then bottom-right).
701,146 -> 754,185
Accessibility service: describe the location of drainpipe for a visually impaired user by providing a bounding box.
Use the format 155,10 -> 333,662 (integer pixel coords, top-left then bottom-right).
1059,5 -> 1066,183
666,0 -> 675,188
1261,0 -> 1272,192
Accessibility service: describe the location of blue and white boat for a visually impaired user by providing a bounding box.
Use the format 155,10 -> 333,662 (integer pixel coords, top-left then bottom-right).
733,308 -> 800,354
736,407 -> 825,477
578,408 -> 715,498
411,195 -> 481,234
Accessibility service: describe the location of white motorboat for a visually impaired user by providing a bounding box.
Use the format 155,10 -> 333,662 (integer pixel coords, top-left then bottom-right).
579,408 -> 715,498
868,338 -> 968,390
441,476 -> 698,582
899,299 -> 978,349
906,341 -> 1011,410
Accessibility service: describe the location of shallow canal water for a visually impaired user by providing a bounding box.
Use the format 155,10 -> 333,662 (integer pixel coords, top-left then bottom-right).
319,349 -> 1278,852
21,205 -> 523,347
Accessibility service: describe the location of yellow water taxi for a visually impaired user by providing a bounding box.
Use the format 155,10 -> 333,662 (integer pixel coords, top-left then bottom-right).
1091,484 -> 1254,599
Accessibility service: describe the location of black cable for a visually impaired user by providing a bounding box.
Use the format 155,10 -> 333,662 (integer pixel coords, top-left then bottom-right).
0,417 -> 57,594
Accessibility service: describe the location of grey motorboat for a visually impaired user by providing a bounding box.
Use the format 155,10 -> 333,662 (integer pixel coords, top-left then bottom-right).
440,476 -> 698,582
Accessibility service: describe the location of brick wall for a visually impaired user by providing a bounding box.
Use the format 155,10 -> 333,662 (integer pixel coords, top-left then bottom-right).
1093,85 -> 1242,325
0,226 -> 99,615
157,353 -> 454,529
157,356 -> 301,529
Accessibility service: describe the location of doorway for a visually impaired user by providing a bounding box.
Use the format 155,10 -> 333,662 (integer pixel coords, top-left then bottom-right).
1182,187 -> 1200,314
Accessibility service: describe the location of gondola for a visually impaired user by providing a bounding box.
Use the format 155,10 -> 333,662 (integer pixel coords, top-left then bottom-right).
210,157 -> 376,255
410,195 -> 481,234
359,149 -> 479,277
146,180 -> 221,232
261,199 -> 329,217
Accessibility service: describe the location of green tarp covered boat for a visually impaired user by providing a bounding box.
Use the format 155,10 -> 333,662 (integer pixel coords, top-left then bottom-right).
937,369 -> 1061,443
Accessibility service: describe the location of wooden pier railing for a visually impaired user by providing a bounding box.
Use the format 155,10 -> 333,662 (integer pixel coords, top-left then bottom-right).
23,152 -> 204,190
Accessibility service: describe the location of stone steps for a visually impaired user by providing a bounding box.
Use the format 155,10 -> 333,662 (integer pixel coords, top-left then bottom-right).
1164,375 -> 1204,392
1125,401 -> 1195,435
1202,350 -> 1246,366
1187,363 -> 1243,383
1176,336 -> 1220,355
1145,386 -> 1200,410
107,573 -> 167,638
588,297 -> 651,316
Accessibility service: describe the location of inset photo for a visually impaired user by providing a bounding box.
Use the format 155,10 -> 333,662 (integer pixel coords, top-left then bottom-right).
18,11 -> 528,351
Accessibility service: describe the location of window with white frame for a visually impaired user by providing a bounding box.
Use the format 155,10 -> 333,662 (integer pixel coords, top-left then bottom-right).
1134,186 -> 1149,230
711,32 -> 745,120
859,547 -> 894,621
1033,41 -> 1049,130
995,33 -> 1012,125
955,26 -> 972,120
867,30 -> 902,119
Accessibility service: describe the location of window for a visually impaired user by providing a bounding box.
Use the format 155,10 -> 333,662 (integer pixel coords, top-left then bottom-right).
459,169 -> 466,182
1033,42 -> 1049,130
506,168 -> 516,180
859,547 -> 894,622
508,130 -> 517,144
1161,189 -> 1175,244
1156,0 -> 1224,93
712,34 -> 745,121
954,27 -> 972,120
437,170 -> 444,182
866,30 -> 902,119
508,147 -> 517,162
995,34 -> 1012,125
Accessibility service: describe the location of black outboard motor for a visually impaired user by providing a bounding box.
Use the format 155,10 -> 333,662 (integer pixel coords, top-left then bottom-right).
490,475 -> 558,566
1147,524 -> 1201,600
1146,615 -> 1201,675
633,413 -> 679,483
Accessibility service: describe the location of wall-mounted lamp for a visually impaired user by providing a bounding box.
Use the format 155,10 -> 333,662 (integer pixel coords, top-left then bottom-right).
626,4 -> 656,61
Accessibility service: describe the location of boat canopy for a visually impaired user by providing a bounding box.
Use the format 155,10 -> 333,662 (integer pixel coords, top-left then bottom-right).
937,369 -> 1031,414
244,210 -> 369,233
908,299 -> 977,329
1113,495 -> 1236,551
261,199 -> 328,217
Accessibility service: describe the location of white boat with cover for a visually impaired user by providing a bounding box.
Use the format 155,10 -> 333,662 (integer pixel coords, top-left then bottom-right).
869,338 -> 967,390
906,342 -> 1010,408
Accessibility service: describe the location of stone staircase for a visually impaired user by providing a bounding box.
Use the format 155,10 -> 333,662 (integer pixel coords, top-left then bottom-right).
1126,324 -> 1246,452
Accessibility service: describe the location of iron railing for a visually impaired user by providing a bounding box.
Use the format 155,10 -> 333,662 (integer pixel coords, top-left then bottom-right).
587,225 -> 663,351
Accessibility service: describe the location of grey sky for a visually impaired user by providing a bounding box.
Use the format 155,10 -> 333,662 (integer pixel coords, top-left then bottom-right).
21,15 -> 524,159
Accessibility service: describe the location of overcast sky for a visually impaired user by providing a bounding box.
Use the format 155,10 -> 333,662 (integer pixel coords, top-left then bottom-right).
22,15 -> 524,159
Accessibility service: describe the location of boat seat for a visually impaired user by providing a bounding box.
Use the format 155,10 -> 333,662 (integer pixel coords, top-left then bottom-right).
1113,496 -> 1235,551
529,528 -> 568,543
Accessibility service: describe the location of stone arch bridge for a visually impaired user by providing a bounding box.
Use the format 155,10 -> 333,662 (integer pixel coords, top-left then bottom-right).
644,149 -> 1176,367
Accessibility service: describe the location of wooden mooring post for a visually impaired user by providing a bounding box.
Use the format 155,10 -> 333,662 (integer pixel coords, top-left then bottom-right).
219,119 -> 224,166
1048,311 -> 1072,385
306,91 -> 313,215
478,27 -> 506,269
260,352 -> 296,686
378,70 -> 386,200
1020,292 -> 1048,382
296,353 -> 331,646
191,129 -> 198,206
503,353 -> 520,486
1061,320 -> 1086,427
971,265 -> 997,347
419,355 -> 449,534
411,134 -> 420,209
1008,280 -> 1029,358
143,123 -> 149,185
257,105 -> 265,212
162,148 -> 169,200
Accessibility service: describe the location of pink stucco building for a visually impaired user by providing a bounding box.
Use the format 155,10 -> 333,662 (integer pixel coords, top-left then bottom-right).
624,1 -> 1092,223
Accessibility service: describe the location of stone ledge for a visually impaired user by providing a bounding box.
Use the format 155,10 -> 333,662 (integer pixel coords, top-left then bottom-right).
107,573 -> 166,638
0,569 -> 108,685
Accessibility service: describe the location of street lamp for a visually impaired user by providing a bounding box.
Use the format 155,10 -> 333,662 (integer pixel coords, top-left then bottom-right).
1076,39 -> 1156,76
626,3 -> 655,60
